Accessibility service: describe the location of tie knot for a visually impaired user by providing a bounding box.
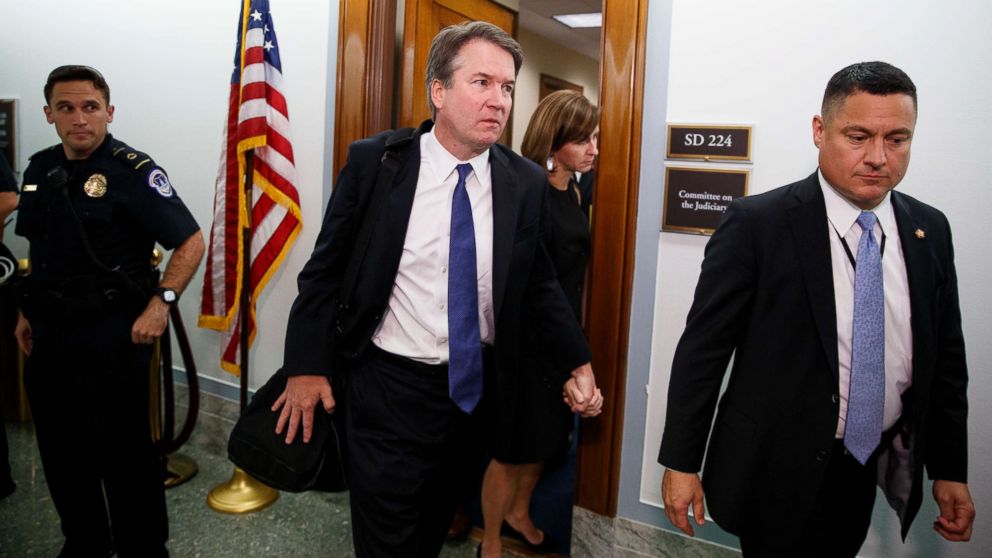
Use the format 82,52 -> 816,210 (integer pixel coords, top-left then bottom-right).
857,211 -> 877,232
456,163 -> 473,184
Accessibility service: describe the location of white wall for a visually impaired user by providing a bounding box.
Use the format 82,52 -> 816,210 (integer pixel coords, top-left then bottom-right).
629,1 -> 992,556
0,0 -> 337,392
512,27 -> 600,153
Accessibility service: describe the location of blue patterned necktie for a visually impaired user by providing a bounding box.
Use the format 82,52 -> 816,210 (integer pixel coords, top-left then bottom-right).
447,163 -> 483,413
844,211 -> 885,464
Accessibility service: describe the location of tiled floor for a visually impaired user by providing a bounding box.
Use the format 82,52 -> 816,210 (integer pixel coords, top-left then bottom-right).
0,422 -> 482,557
1,419 -> 741,558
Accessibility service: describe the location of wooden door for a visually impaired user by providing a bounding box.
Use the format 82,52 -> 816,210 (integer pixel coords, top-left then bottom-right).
399,0 -> 516,144
333,0 -> 396,179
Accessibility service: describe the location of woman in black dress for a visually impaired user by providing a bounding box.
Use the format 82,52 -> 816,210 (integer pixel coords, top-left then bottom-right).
479,90 -> 602,557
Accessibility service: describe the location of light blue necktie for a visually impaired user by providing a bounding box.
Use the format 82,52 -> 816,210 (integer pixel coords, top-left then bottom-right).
844,211 -> 885,464
447,163 -> 483,413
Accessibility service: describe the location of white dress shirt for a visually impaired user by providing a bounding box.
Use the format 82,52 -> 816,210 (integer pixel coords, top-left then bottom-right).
373,129 -> 495,363
820,171 -> 913,438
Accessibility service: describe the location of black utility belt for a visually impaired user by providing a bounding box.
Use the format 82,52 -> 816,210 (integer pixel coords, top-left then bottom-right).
21,276 -> 149,321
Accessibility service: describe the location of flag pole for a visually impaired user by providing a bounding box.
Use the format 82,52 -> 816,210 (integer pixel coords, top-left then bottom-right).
207,150 -> 279,513
239,152 -> 253,413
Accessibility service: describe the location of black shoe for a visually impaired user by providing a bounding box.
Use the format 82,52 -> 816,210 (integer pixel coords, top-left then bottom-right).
55,542 -> 114,558
501,521 -> 556,552
447,504 -> 472,541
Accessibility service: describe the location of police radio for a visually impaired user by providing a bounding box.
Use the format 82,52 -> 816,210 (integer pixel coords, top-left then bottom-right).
46,166 -> 69,192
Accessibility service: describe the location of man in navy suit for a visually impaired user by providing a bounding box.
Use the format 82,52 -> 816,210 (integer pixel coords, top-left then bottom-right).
659,62 -> 975,556
273,21 -> 602,558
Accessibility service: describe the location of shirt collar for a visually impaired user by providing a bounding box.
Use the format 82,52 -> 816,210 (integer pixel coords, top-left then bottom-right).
818,169 -> 894,238
424,128 -> 491,188
56,133 -> 114,164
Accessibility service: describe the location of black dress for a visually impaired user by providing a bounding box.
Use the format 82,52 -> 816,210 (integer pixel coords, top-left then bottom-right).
496,180 -> 590,463
546,182 -> 590,319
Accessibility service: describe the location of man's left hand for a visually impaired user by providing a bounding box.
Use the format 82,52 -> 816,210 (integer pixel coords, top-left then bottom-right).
932,480 -> 975,541
132,298 -> 170,344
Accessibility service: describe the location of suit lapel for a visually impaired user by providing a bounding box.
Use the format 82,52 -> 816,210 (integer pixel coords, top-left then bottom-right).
890,191 -> 934,385
489,146 -> 518,321
787,173 -> 840,379
380,123 -> 430,270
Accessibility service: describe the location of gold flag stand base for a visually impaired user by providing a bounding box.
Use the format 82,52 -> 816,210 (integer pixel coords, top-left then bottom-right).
164,453 -> 198,489
207,467 -> 279,514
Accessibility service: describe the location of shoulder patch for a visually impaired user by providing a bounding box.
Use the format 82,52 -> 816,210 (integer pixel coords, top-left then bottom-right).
148,168 -> 174,197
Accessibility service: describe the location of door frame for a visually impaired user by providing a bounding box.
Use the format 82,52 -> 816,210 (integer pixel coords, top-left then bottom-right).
574,0 -> 647,516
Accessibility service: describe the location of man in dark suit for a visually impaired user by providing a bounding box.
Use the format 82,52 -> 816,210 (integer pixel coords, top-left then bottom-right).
659,61 -> 975,556
272,21 -> 602,558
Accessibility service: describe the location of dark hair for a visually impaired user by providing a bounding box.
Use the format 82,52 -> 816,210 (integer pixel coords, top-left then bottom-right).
425,21 -> 523,119
821,61 -> 916,122
521,90 -> 599,170
44,65 -> 111,105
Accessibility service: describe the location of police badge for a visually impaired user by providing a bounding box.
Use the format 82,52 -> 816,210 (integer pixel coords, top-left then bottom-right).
83,174 -> 108,198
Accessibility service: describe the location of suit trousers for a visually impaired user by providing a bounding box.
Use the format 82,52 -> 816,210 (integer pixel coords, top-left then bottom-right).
23,308 -> 168,558
346,345 -> 487,558
0,420 -> 11,487
740,439 -> 879,557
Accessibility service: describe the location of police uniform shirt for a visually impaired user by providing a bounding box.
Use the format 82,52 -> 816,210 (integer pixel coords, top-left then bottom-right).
16,134 -> 199,284
0,152 -> 17,193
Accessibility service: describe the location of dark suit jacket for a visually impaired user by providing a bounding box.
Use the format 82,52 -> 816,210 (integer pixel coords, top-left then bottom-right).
281,121 -> 590,416
658,172 -> 968,541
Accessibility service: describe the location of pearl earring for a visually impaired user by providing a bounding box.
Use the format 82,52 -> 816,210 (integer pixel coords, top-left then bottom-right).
546,156 -> 554,172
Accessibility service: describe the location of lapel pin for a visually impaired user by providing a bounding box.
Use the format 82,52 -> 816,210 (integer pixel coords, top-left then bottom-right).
914,228 -> 925,239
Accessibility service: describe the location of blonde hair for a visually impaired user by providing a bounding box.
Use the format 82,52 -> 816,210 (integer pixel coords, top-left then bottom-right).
521,90 -> 599,169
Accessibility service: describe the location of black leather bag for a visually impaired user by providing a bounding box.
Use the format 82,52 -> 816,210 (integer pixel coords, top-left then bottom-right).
227,370 -> 348,493
226,128 -> 416,494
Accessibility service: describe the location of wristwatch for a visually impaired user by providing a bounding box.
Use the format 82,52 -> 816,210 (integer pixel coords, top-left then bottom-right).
155,287 -> 179,305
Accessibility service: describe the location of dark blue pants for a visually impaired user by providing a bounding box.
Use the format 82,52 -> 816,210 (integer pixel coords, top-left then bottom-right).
739,439 -> 879,558
0,420 -> 11,488
346,346 -> 487,558
24,309 -> 168,558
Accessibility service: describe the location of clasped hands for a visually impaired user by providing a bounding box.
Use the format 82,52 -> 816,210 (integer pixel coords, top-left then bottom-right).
563,362 -> 604,417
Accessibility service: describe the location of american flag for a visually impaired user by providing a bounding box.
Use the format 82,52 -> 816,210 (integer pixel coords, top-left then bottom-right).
199,0 -> 302,376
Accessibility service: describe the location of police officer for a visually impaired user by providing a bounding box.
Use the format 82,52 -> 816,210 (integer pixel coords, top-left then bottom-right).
0,150 -> 18,501
13,66 -> 204,558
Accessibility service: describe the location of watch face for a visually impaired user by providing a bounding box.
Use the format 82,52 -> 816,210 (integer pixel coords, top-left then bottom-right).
161,289 -> 177,303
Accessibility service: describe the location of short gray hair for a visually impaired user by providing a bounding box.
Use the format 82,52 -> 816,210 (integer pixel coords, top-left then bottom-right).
424,21 -> 523,119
